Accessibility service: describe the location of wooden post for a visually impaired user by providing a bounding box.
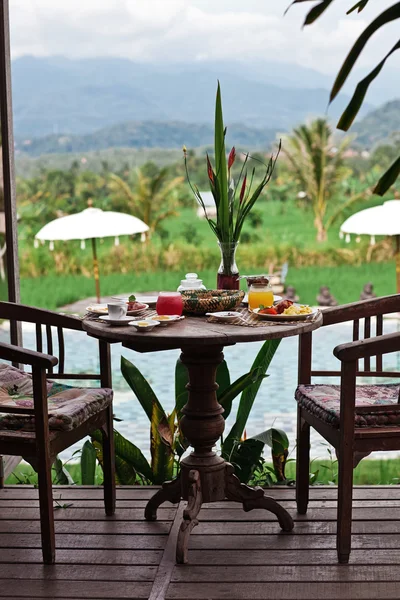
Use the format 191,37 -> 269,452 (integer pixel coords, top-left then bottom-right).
396,235 -> 400,294
91,238 -> 101,303
0,0 -> 22,348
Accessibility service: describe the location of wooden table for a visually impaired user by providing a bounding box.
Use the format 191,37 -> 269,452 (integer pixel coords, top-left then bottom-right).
83,313 -> 322,563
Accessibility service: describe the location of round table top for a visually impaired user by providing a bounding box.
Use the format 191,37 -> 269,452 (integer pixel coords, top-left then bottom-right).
82,312 -> 323,352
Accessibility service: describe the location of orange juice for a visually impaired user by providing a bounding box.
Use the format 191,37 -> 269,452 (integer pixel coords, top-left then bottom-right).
248,289 -> 274,310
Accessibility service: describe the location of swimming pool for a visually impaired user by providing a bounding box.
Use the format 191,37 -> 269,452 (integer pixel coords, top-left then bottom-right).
2,318 -> 400,461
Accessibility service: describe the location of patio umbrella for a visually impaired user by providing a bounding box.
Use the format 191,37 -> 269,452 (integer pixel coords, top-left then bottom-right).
340,199 -> 400,293
35,207 -> 149,303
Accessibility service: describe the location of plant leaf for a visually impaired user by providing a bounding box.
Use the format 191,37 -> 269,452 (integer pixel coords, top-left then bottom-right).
229,439 -> 264,483
337,40 -> 400,131
53,456 -> 74,486
330,3 -> 400,103
175,358 -> 189,416
373,155 -> 400,196
121,356 -> 167,423
222,339 -> 281,456
216,359 -> 231,400
253,428 -> 289,454
151,402 -> 174,484
347,0 -> 369,15
81,440 -> 97,485
214,81 -> 229,240
91,428 -> 153,483
219,367 -> 267,421
303,0 -> 334,25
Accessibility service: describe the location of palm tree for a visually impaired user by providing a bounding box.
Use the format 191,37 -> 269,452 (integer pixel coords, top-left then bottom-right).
108,163 -> 183,240
282,118 -> 355,242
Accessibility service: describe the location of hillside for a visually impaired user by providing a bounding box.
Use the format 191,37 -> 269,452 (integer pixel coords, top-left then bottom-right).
12,56 -> 371,138
352,100 -> 400,148
15,120 -> 278,157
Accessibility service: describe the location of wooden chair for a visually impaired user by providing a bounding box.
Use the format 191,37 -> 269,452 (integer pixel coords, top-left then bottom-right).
296,294 -> 400,563
0,302 -> 116,564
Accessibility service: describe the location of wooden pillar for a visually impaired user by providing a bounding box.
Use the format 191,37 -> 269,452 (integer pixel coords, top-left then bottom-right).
0,0 -> 22,347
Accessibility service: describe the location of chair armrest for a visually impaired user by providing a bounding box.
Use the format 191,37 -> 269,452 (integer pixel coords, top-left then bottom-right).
322,294 -> 400,326
0,301 -> 83,331
0,341 -> 58,369
334,332 -> 400,362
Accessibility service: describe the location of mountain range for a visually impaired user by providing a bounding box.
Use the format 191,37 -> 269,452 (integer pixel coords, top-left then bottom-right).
12,56 -> 374,139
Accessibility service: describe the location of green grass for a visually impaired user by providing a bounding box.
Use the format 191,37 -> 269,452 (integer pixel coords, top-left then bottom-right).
20,261 -> 397,311
7,457 -> 400,486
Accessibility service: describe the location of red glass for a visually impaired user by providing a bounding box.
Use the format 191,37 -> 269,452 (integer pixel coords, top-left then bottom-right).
156,292 -> 184,316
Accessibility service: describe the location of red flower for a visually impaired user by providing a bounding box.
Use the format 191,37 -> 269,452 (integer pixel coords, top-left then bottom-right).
240,174 -> 247,204
207,154 -> 214,184
228,146 -> 236,170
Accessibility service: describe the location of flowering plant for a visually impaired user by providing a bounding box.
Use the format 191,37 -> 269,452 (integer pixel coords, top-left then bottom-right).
184,82 -> 280,246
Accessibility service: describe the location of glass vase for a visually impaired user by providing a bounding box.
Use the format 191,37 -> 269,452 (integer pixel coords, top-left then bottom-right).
217,241 -> 239,290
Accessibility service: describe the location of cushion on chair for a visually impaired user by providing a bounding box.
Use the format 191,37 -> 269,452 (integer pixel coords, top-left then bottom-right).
0,363 -> 112,432
296,383 -> 400,428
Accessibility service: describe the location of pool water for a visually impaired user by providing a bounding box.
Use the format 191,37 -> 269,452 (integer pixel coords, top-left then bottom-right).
2,318 -> 400,461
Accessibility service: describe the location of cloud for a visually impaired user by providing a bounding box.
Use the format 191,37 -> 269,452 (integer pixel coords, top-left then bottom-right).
9,0 -> 400,75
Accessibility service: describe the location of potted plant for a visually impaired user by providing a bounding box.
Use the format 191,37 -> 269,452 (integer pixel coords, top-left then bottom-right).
184,82 -> 280,290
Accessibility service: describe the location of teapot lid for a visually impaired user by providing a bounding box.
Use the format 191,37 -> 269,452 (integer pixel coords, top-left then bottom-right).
180,272 -> 203,288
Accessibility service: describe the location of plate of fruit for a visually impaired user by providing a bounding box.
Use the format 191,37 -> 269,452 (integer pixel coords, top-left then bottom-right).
250,299 -> 317,321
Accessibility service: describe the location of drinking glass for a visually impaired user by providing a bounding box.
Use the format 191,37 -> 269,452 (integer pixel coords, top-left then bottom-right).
156,292 -> 183,316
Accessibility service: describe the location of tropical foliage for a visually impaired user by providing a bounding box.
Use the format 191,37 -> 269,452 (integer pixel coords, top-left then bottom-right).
107,163 -> 183,240
87,339 -> 290,486
282,118 -> 370,241
288,0 -> 400,194
184,82 -> 279,246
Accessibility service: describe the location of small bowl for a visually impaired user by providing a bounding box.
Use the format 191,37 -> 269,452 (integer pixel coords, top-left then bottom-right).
129,319 -> 160,332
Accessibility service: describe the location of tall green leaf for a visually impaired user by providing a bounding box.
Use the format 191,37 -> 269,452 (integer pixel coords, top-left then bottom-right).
81,440 -> 97,485
216,359 -> 231,400
222,339 -> 281,456
219,368 -> 267,421
121,356 -> 167,422
337,40 -> 400,131
253,428 -> 290,483
374,156 -> 400,196
53,456 -> 74,485
347,0 -> 370,15
330,3 -> 400,103
151,402 -> 174,485
229,438 -> 264,483
175,358 -> 189,416
214,81 -> 229,239
91,428 -> 153,483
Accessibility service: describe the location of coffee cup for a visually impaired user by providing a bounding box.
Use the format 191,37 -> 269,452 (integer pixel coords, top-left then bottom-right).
107,301 -> 127,320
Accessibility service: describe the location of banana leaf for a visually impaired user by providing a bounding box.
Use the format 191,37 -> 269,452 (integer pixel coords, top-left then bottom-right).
219,367 -> 266,421
253,428 -> 290,482
151,402 -> 174,484
91,427 -> 153,483
80,440 -> 97,485
53,456 -> 74,485
175,358 -> 189,416
121,356 -> 168,423
222,339 -> 281,457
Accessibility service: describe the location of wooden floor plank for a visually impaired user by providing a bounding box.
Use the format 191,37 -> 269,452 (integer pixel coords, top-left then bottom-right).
0,549 -> 163,565
0,580 -> 151,599
193,520 -> 400,535
0,520 -> 171,535
0,564 -> 156,581
166,582 -> 400,599
196,507 -> 400,521
171,564 -> 400,582
0,508 -> 176,521
0,533 -> 167,550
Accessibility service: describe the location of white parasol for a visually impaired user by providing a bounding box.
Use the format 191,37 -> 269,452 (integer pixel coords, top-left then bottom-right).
35,207 -> 149,303
340,200 -> 400,292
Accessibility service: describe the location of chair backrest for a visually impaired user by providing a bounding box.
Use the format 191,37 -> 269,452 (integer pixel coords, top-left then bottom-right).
299,294 -> 400,383
0,302 -> 104,382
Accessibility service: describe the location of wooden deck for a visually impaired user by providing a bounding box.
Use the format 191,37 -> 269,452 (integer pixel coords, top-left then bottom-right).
0,486 -> 399,599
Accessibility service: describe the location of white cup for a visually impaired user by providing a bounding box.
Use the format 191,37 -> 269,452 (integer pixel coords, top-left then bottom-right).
107,301 -> 127,320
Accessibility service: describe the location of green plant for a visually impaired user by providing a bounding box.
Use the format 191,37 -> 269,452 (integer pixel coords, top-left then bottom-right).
288,0 -> 400,195
89,339 -> 286,485
184,82 -> 279,247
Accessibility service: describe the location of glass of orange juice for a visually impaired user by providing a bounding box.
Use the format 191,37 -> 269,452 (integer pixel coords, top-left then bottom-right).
245,276 -> 274,310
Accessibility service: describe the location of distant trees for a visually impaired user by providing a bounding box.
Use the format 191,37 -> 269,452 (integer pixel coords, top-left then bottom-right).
107,163 -> 183,240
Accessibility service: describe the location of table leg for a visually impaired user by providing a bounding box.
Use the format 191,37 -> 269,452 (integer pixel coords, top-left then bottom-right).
144,344 -> 293,564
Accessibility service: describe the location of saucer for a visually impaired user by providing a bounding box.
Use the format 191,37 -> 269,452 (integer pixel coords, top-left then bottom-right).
99,315 -> 133,326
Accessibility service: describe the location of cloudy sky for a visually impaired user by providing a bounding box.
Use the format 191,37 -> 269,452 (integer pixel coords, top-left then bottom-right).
9,0 -> 400,74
